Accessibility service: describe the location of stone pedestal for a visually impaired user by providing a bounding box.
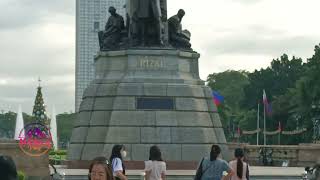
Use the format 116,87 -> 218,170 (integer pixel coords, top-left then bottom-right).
68,49 -> 230,162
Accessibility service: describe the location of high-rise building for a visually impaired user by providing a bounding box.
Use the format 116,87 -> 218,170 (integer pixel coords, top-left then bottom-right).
75,0 -> 126,111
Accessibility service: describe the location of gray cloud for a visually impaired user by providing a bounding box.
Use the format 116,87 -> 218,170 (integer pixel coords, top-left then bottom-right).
204,26 -> 319,58
0,0 -> 74,29
0,0 -> 75,114
233,0 -> 263,4
0,84 -> 73,115
1,0 -> 320,114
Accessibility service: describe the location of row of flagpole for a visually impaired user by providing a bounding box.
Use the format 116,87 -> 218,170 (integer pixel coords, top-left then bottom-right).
256,89 -> 271,145
212,89 -> 271,145
13,105 -> 58,150
214,89 -> 304,145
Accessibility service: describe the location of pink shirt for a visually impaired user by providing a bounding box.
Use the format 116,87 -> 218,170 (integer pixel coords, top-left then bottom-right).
144,160 -> 166,180
229,160 -> 248,180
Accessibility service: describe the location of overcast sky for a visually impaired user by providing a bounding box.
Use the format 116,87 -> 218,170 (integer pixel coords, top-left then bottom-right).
0,0 -> 319,115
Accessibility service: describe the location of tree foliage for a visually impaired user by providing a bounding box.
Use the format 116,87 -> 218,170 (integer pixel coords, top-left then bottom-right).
207,70 -> 249,140
208,44 -> 320,145
56,113 -> 75,144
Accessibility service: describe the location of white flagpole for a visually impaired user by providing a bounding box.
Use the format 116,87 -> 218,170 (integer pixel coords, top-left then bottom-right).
278,122 -> 281,145
257,103 -> 260,145
264,100 -> 266,145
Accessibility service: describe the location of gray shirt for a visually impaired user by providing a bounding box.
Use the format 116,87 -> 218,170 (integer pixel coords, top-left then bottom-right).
198,157 -> 230,180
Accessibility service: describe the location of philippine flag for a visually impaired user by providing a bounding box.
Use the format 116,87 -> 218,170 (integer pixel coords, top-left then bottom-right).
263,89 -> 272,115
212,91 -> 224,106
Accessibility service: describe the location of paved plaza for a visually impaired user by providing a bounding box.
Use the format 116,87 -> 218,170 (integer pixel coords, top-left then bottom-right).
52,165 -> 304,180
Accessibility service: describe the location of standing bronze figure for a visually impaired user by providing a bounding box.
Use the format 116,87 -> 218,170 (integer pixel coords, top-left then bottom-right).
128,0 -> 167,46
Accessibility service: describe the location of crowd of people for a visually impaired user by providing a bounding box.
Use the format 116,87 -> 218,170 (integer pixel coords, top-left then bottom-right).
0,144 -> 249,180
88,144 -> 249,180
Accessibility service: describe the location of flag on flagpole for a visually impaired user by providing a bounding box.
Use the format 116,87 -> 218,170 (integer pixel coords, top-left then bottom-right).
212,91 -> 224,106
263,89 -> 268,104
237,127 -> 242,136
278,121 -> 282,132
262,89 -> 272,115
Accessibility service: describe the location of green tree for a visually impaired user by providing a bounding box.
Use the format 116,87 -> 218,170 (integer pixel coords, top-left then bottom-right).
293,45 -> 320,141
207,70 -> 249,110
0,111 -> 16,138
56,113 -> 75,147
242,54 -> 304,110
207,70 -> 249,141
206,45 -> 319,145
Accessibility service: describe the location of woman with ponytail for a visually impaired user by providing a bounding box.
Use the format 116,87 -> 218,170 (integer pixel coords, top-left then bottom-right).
229,148 -> 249,180
194,145 -> 234,180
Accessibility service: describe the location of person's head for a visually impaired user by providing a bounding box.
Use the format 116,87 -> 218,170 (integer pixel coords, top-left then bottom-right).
0,155 -> 18,180
108,6 -> 116,15
235,148 -> 244,159
210,145 -> 221,161
177,9 -> 185,19
234,148 -> 245,179
88,157 -> 113,180
149,145 -> 163,161
110,145 -> 126,161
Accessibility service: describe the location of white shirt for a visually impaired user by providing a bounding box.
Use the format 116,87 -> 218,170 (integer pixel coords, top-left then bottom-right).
144,160 -> 166,180
112,158 -> 123,176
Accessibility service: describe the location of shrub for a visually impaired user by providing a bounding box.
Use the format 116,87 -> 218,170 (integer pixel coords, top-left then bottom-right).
18,171 -> 26,180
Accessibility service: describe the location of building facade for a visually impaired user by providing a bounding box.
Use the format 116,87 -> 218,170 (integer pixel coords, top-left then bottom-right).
75,0 -> 126,111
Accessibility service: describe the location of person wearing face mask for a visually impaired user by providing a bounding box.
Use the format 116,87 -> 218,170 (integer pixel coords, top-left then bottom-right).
110,145 -> 127,180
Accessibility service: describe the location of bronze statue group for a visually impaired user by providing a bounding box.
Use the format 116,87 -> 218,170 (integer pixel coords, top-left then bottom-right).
98,0 -> 192,50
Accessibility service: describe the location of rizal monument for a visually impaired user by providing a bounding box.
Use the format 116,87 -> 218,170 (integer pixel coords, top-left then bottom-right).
68,0 -> 230,164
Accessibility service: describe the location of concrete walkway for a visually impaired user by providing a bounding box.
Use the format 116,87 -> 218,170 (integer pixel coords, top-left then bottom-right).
52,166 -> 305,179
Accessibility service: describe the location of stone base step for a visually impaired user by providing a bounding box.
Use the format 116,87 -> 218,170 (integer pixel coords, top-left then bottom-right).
51,166 -> 305,180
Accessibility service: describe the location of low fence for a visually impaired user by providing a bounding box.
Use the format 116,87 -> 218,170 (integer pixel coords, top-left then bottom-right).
227,143 -> 320,167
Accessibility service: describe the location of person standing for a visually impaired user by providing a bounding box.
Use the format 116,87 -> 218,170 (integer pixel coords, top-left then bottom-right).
195,145 -> 234,180
144,145 -> 166,180
229,148 -> 249,180
129,0 -> 165,45
88,156 -> 113,180
110,145 -> 128,180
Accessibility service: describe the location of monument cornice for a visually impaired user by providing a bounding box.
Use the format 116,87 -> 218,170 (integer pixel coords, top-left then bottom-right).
95,49 -> 200,60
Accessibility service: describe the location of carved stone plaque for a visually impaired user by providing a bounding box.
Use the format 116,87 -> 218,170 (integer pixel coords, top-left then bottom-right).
137,56 -> 164,69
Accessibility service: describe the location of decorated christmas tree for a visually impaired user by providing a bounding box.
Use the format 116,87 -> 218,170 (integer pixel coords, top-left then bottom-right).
32,78 -> 49,126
